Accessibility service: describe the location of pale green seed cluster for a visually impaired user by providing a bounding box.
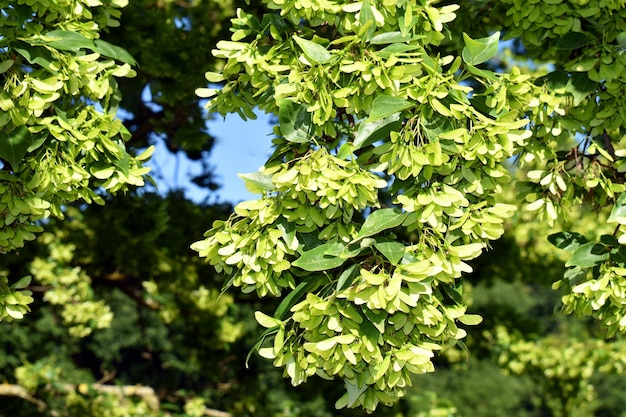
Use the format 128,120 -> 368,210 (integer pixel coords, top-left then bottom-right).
195,215 -> 299,297
267,149 -> 387,212
263,292 -> 442,410
550,200 -> 626,335
498,329 -> 626,410
0,275 -> 34,321
256,249 -> 482,410
192,148 -> 388,297
29,233 -> 113,336
0,181 -> 49,249
191,0 -> 546,410
496,0 -> 626,329
0,0 -> 151,254
206,0 -> 459,129
505,0 -> 626,223
560,266 -> 626,332
192,0 -> 626,411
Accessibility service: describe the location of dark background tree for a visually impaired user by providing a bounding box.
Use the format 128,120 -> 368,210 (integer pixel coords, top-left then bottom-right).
104,0 -> 268,192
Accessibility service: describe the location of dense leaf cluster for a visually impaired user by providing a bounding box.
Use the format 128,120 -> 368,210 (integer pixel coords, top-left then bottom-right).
0,0 -> 152,255
191,0 -> 626,411
2,0 -> 626,415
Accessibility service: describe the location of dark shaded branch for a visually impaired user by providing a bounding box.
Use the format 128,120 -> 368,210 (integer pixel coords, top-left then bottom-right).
602,130 -> 616,160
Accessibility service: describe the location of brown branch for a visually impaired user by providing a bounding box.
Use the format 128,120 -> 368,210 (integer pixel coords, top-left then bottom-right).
63,383 -> 160,411
0,383 -> 231,417
0,384 -> 58,416
602,130 -> 616,160
93,271 -> 162,310
204,408 -> 231,417
156,0 -> 194,8
0,383 -> 159,412
96,369 -> 117,385
116,283 -> 162,310
28,277 -> 161,311
25,285 -> 54,292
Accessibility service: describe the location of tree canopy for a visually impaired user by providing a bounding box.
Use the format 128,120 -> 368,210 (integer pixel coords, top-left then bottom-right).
2,0 -> 626,416
191,0 -> 626,411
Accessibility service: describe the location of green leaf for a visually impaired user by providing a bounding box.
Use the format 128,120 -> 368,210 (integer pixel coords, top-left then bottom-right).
45,30 -> 95,52
27,132 -> 47,153
359,0 -> 376,40
93,39 -> 137,65
298,231 -> 324,252
555,32 -> 591,50
292,243 -> 347,271
548,231 -> 588,252
379,42 -> 422,56
355,208 -> 408,240
278,100 -> 312,143
618,32 -> 626,49
293,35 -> 332,64
540,71 -> 570,92
422,111 -> 454,139
274,276 -> 320,320
358,308 -> 384,343
246,327 -> 278,367
600,234 -> 619,248
608,193 -> 626,224
362,307 -> 386,333
464,63 -> 498,81
12,275 -> 31,289
14,45 -> 54,69
354,113 -> 402,150
238,171 -> 275,194
565,242 -> 610,268
378,43 -> 422,58
276,219 -> 299,251
114,152 -> 131,176
565,73 -> 596,106
0,60 -> 14,74
443,285 -> 463,304
610,244 -> 626,267
345,380 -> 368,408
374,241 -> 405,265
336,142 -> 355,160
0,126 -> 34,170
370,31 -> 418,44
337,264 -> 360,292
461,32 -> 500,65
368,96 -> 412,122
261,13 -> 287,33
13,4 -> 33,24
323,242 -> 363,259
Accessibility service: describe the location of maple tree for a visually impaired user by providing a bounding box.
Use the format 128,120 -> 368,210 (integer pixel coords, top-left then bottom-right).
191,0 -> 626,411
2,0 -> 626,415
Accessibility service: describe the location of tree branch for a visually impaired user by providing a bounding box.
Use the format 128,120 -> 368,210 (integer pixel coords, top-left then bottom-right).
204,408 -> 231,417
602,130 -> 617,160
63,383 -> 160,410
0,384 -> 57,416
0,383 -> 231,416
